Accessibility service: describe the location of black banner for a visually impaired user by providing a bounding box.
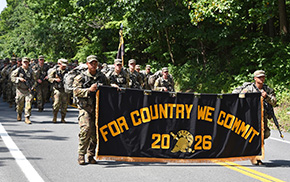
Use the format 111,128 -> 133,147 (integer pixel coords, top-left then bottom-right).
96,86 -> 262,162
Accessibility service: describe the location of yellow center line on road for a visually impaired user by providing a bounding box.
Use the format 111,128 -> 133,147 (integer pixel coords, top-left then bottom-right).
216,161 -> 285,182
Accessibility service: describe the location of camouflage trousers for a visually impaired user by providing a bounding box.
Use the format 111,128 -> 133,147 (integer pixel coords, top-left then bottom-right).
16,89 -> 33,118
78,107 -> 97,156
52,88 -> 68,115
36,81 -> 49,109
1,81 -> 7,101
7,82 -> 16,104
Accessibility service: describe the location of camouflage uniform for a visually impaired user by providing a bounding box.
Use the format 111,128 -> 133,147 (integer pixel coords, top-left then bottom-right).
126,68 -> 143,89
0,58 -> 10,98
7,63 -> 19,107
1,62 -> 11,102
232,82 -> 276,139
141,65 -> 153,90
73,55 -> 109,164
106,69 -> 129,88
154,68 -> 175,92
32,62 -> 50,111
48,59 -> 69,123
11,58 -> 37,124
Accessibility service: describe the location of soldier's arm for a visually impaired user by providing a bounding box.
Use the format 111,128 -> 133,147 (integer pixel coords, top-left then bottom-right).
31,70 -> 38,89
265,87 -> 277,106
72,75 -> 90,98
48,69 -> 57,83
137,73 -> 143,85
125,74 -> 130,88
154,78 -> 163,91
10,68 -> 20,83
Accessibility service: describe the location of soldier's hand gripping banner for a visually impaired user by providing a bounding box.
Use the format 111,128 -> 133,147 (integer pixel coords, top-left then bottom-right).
96,86 -> 262,163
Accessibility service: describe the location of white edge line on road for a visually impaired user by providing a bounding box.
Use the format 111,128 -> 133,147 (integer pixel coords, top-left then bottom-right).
0,123 -> 45,182
269,136 -> 290,144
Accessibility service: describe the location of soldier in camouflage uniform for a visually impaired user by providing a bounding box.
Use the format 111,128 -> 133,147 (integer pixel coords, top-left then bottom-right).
48,59 -> 69,123
7,57 -> 21,108
135,64 -> 146,88
141,65 -> 153,90
154,67 -> 175,92
73,55 -> 109,165
1,58 -> 11,102
32,55 -> 50,112
11,57 -> 37,124
232,70 -> 277,165
126,59 -> 143,89
106,59 -> 129,88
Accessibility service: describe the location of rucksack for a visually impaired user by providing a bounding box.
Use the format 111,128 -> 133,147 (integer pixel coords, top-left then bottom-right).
148,70 -> 173,89
232,82 -> 252,93
63,64 -> 88,94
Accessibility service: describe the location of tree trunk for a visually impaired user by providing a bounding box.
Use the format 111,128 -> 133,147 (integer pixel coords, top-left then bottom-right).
278,0 -> 288,35
165,28 -> 175,64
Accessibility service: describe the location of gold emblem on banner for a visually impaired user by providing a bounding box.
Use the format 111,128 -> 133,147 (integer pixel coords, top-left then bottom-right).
170,130 -> 195,153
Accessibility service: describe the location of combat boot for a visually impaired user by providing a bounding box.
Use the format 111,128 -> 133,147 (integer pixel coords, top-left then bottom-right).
61,114 -> 66,123
78,155 -> 85,165
17,113 -> 22,121
88,155 -> 97,164
53,112 -> 57,123
25,117 -> 31,124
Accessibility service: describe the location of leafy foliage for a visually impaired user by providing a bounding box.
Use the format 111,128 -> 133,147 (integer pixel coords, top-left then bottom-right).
0,0 -> 289,94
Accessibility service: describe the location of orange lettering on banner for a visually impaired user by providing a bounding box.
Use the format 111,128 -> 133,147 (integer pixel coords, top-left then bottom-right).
185,104 -> 193,119
131,110 -> 142,126
150,105 -> 159,120
116,116 -> 129,133
176,104 -> 184,119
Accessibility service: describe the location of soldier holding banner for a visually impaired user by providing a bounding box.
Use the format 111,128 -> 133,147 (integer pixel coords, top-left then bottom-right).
232,70 -> 277,165
126,59 -> 143,89
73,55 -> 109,165
106,59 -> 129,88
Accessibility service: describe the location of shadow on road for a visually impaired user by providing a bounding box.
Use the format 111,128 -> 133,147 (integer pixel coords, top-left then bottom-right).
96,160 -> 228,168
5,129 -> 69,141
265,160 -> 290,167
0,157 -> 43,167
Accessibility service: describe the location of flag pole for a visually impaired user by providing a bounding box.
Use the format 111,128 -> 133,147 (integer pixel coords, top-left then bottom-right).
117,23 -> 124,66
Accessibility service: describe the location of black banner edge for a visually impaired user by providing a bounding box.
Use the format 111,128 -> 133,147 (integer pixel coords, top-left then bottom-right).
96,155 -> 261,163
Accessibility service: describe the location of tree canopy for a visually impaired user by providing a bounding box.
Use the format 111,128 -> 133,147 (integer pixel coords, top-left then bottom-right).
1,0 -> 289,93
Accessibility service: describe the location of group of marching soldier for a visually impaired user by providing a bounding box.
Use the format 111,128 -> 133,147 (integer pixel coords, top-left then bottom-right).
0,55 -> 175,125
0,55 -> 279,166
0,55 -> 175,165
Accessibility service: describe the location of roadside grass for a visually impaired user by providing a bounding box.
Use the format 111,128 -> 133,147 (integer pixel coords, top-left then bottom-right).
272,89 -> 290,133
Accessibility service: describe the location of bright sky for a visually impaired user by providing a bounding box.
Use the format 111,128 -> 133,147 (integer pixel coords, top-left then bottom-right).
0,0 -> 7,13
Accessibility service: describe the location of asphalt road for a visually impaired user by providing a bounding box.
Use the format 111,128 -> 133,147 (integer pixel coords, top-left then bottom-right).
0,98 -> 289,182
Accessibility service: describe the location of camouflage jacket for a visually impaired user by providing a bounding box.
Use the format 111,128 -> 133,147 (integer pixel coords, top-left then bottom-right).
32,63 -> 49,82
126,68 -> 143,89
140,70 -> 153,89
106,69 -> 129,88
154,76 -> 175,92
232,82 -> 276,106
48,67 -> 68,90
10,66 -> 37,92
232,82 -> 277,119
73,70 -> 109,109
1,64 -> 11,82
